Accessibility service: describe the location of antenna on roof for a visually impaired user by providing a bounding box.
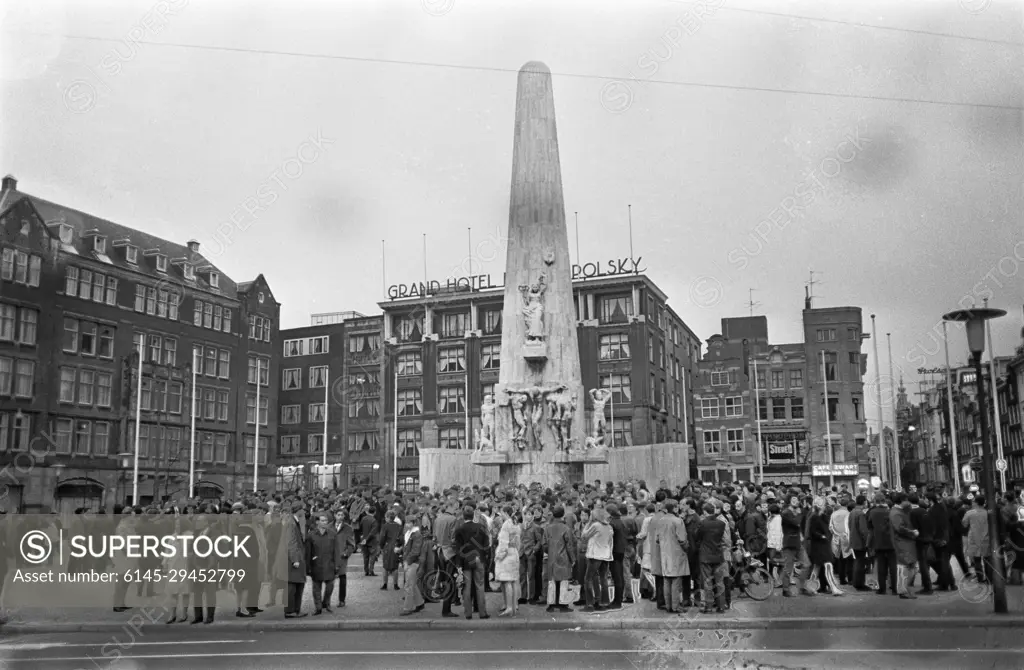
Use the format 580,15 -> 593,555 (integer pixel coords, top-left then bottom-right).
806,270 -> 823,308
747,288 -> 761,316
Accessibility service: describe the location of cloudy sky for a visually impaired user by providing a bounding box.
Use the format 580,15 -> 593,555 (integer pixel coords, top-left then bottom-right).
2,0 -> 1022,426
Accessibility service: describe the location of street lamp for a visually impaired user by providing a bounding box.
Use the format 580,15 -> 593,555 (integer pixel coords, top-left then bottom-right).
943,306 -> 1007,614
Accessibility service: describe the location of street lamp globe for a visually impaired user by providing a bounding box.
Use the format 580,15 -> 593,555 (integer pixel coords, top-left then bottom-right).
942,307 -> 1007,355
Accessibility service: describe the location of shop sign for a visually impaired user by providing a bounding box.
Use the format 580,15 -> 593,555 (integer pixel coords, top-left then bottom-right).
812,464 -> 859,477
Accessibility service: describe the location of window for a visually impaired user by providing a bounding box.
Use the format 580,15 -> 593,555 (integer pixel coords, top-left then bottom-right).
758,397 -> 768,421
73,420 -> 92,455
63,318 -> 79,353
480,343 -> 501,370
482,382 -> 495,403
126,246 -> 138,264
599,373 -> 632,404
703,430 -> 721,455
438,346 -> 466,373
77,322 -> 97,356
816,328 -> 837,342
55,418 -> 73,454
94,422 -> 110,456
773,400 -> 786,420
848,327 -> 860,341
147,335 -> 162,364
96,372 -> 112,408
246,356 -> 267,385
348,432 -> 379,452
205,347 -> 217,377
59,367 -> 76,403
790,369 -> 803,388
771,370 -> 784,389
648,335 -> 654,364
15,307 -> 37,345
0,304 -> 13,341
159,337 -> 176,366
282,368 -> 301,390
156,255 -> 168,273
193,300 -> 202,326
246,395 -> 269,426
244,436 -> 269,465
660,341 -> 666,369
308,435 -> 325,454
439,312 -> 468,338
4,250 -> 40,286
438,386 -> 466,414
78,369 -> 95,405
438,427 -> 466,450
209,272 -> 220,289
727,428 -> 744,454
849,352 -> 860,379
397,389 -> 422,416
135,285 -> 146,312
284,339 -> 304,357
145,287 -> 157,315
827,397 -> 840,422
791,397 -> 804,419
756,371 -> 766,390
156,289 -> 169,318
216,390 -> 228,421
14,360 -> 33,397
398,429 -> 421,457
482,309 -> 502,335
214,349 -> 227,378
398,476 -> 419,493
395,314 -> 424,342
599,332 -> 630,360
103,276 -> 117,306
309,403 -> 325,423
183,263 -> 195,281
823,352 -> 838,382
211,305 -> 223,331
280,435 -> 300,455
599,295 -> 632,324
611,418 -> 632,446
724,396 -> 743,417
214,433 -> 228,462
397,352 -> 422,376
98,327 -> 114,358
852,397 -> 861,420
348,333 -> 381,354
281,405 -> 301,424
203,303 -> 213,329
249,315 -> 271,341
701,398 -> 719,419
308,336 -> 329,354
348,397 -> 380,419
309,366 -> 328,388
710,371 -> 729,387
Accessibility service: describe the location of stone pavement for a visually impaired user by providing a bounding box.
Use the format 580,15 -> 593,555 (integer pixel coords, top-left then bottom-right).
2,572 -> 1023,633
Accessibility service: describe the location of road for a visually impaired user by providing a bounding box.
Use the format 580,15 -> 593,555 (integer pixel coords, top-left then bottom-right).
0,626 -> 1021,669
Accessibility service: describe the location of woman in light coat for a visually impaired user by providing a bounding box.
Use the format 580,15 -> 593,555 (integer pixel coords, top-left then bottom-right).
829,501 -> 853,585
495,506 -> 522,616
655,500 -> 690,612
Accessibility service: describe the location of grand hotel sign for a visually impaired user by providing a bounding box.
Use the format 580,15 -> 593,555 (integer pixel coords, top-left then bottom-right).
386,256 -> 647,299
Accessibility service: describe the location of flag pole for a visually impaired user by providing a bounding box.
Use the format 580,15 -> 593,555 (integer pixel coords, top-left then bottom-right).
943,321 -> 961,495
253,358 -> 261,492
627,204 -> 634,260
132,353 -> 142,506
393,346 -> 399,490
323,367 -> 329,488
887,333 -> 900,490
871,315 -> 886,486
753,356 -> 763,485
984,298 -> 1005,492
823,349 -> 834,488
189,349 -> 197,498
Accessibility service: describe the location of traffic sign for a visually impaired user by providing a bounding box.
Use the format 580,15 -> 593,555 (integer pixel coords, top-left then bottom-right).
996,458 -> 1007,473
970,457 -> 984,473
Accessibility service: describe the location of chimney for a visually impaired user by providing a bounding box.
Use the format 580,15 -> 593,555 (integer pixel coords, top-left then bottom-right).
2,175 -> 16,193
186,240 -> 200,253
805,285 -> 811,310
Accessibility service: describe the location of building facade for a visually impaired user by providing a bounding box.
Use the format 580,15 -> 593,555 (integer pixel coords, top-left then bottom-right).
376,274 -> 701,492
0,176 -> 280,512
695,301 -> 870,489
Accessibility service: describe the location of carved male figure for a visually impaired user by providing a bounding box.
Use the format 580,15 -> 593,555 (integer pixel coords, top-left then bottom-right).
509,392 -> 528,449
481,393 -> 496,447
589,388 -> 612,442
519,274 -> 548,341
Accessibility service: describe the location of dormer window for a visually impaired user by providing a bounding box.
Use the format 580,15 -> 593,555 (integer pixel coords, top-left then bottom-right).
156,255 -> 168,273
59,224 -> 73,244
209,272 -> 220,288
93,236 -> 107,254
126,246 -> 138,264
183,263 -> 195,281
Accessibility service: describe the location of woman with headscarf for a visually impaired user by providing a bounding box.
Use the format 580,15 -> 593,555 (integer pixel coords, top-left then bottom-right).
807,497 -> 834,594
379,509 -> 404,591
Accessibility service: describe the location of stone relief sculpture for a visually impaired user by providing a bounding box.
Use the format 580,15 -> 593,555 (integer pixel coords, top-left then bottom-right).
480,393 -> 496,449
519,273 -> 548,342
547,385 -> 576,451
475,429 -> 493,452
509,392 -> 528,449
527,386 -> 546,447
589,388 -> 612,444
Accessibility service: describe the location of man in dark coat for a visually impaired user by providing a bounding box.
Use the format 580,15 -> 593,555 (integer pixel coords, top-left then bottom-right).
333,509 -> 356,607
866,494 -> 897,595
306,512 -> 339,615
454,505 -> 491,619
284,503 -> 308,618
909,494 -> 934,595
359,508 -> 379,576
928,493 -> 954,591
889,494 -> 919,600
607,503 -> 627,610
780,494 -> 813,597
541,505 -> 575,614
848,495 -> 871,591
696,502 -> 727,613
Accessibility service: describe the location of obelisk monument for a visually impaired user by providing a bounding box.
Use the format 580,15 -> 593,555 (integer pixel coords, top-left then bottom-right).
472,61 -> 606,487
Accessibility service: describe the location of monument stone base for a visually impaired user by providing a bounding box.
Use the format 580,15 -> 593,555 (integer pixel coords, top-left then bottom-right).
471,448 -> 609,487
521,341 -> 547,362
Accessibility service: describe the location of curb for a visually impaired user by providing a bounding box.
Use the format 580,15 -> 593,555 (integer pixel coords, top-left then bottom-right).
3,616 -> 1024,634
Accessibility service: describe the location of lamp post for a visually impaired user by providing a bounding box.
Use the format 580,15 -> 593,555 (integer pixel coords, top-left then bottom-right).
943,306 -> 1007,614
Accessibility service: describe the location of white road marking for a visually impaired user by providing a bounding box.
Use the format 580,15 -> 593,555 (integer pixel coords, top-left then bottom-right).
8,648 -> 1024,662
0,640 -> 253,651
0,643 -> 67,651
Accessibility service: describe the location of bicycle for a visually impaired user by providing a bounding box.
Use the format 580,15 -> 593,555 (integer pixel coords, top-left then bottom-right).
729,540 -> 774,601
419,547 -> 463,603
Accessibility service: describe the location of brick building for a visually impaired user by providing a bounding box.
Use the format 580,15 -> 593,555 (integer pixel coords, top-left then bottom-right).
0,176 -> 280,512
694,298 -> 870,489
377,274 -> 701,491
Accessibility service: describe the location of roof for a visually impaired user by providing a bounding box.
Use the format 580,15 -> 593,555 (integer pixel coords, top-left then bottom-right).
5,190 -> 238,295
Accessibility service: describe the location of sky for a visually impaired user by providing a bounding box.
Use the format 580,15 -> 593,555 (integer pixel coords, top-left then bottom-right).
1,0 -> 1022,430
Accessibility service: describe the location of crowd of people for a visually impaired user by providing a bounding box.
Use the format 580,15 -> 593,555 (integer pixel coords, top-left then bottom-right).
2,478 -> 1023,623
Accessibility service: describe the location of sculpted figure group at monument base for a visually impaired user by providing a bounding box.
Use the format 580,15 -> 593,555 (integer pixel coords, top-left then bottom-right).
519,273 -> 548,342
499,383 -> 580,452
475,393 -> 497,451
